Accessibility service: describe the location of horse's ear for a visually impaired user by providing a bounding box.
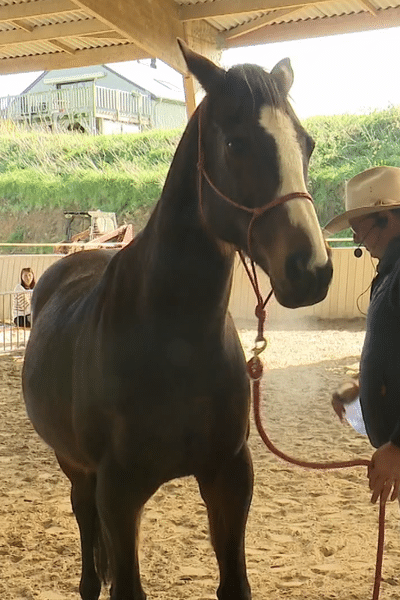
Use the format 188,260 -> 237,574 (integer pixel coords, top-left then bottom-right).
178,38 -> 225,93
270,58 -> 294,96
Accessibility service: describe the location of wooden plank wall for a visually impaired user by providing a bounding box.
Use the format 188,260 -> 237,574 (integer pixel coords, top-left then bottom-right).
229,247 -> 377,324
0,248 -> 376,325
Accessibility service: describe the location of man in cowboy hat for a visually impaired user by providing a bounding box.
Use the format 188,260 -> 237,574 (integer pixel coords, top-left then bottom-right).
325,165 -> 400,505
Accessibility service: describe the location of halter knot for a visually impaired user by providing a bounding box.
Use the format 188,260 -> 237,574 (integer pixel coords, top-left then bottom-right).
247,355 -> 264,381
253,206 -> 267,217
255,304 -> 266,322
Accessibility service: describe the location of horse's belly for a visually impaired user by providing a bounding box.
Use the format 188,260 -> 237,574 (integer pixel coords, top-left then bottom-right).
75,392 -> 250,480
23,380 -> 95,469
23,330 -> 97,470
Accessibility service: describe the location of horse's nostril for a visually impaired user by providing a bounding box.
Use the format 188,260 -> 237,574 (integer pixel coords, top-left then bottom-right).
285,251 -> 310,282
319,260 -> 333,289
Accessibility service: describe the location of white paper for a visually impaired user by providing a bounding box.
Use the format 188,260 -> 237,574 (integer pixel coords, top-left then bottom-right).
344,397 -> 367,436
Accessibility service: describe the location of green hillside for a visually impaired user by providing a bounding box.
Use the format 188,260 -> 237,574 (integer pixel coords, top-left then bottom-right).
0,125 -> 182,219
0,106 -> 399,241
306,107 -> 400,229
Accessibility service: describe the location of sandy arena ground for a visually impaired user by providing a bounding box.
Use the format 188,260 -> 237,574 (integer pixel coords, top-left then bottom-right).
1,318 -> 400,600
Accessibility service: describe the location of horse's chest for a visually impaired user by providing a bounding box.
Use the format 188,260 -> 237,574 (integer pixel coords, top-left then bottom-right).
114,394 -> 218,469
72,333 -> 249,474
74,363 -> 249,476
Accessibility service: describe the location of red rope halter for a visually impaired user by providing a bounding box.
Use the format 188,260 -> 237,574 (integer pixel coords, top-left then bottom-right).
196,103 -> 313,258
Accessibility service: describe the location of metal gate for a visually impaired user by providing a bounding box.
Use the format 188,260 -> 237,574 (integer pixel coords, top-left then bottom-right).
0,291 -> 31,354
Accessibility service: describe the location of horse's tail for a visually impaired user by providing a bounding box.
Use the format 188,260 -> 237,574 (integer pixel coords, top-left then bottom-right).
94,512 -> 110,584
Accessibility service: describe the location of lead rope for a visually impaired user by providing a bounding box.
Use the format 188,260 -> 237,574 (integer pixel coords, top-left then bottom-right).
195,101 -> 385,597
239,252 -> 385,600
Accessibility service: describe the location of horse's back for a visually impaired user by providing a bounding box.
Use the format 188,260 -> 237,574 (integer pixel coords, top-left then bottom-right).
32,248 -> 116,319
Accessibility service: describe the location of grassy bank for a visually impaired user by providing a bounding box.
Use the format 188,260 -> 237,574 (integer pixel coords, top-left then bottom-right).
306,106 -> 400,227
0,125 -> 182,217
0,106 -> 400,240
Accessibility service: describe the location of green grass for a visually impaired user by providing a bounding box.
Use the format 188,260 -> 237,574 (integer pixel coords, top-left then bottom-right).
1,106 -> 400,236
0,125 -> 183,216
305,106 -> 400,227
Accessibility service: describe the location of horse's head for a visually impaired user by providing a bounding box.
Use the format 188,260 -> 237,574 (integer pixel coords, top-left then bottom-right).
178,40 -> 332,309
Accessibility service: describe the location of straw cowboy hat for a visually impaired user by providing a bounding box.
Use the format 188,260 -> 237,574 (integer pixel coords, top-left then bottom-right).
324,166 -> 400,234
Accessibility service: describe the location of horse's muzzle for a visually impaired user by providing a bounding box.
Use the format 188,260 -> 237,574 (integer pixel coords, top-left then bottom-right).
275,254 -> 333,308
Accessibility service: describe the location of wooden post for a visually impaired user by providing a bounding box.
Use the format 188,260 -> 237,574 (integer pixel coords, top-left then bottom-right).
182,21 -> 221,118
91,80 -> 96,134
183,73 -> 196,119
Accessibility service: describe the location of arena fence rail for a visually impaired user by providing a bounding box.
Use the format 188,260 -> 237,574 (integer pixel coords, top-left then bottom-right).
0,291 -> 31,354
0,239 -> 370,353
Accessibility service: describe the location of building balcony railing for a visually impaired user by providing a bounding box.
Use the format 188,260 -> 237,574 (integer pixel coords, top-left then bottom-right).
0,85 -> 153,125
95,87 -> 152,122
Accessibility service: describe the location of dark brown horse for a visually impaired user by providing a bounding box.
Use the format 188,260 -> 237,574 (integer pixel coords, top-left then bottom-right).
22,40 -> 332,600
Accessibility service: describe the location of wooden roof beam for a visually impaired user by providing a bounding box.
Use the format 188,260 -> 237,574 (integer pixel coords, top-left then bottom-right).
48,39 -> 76,55
0,19 -> 112,47
224,6 -> 400,46
80,32 -> 128,41
0,0 -> 79,23
71,0 -> 186,72
179,0 -> 378,23
180,0 -> 311,20
224,8 -> 305,39
9,20 -> 34,34
0,43 -> 149,74
358,0 -> 378,15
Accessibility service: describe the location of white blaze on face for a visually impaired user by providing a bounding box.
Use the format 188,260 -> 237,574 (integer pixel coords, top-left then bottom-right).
259,105 -> 328,269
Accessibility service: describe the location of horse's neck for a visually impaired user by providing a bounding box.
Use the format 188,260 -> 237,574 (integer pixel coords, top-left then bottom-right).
117,115 -> 236,327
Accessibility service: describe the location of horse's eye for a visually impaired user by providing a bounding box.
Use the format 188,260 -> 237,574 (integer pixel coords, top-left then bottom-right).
227,138 -> 247,156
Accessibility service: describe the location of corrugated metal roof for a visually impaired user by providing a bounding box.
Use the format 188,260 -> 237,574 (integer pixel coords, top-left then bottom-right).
0,0 -> 392,40
0,0 -> 398,73
210,13 -> 268,32
175,0 -> 400,31
26,13 -> 90,28
0,22 -> 16,33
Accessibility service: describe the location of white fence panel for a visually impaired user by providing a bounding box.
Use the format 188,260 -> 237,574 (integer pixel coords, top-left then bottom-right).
0,247 -> 376,352
229,247 -> 376,324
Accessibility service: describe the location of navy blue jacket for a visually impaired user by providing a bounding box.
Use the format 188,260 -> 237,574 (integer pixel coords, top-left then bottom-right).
360,236 -> 400,448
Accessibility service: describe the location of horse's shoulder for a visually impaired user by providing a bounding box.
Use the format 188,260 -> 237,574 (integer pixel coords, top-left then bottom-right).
33,249 -> 117,319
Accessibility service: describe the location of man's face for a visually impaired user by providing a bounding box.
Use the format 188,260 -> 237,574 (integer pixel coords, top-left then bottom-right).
349,215 -> 381,258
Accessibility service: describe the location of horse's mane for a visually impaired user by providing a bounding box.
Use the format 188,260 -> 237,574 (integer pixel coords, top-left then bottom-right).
226,64 -> 284,111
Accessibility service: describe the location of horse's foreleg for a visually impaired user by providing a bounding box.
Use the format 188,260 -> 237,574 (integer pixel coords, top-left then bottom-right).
56,455 -> 102,600
197,442 -> 253,600
95,458 -> 158,600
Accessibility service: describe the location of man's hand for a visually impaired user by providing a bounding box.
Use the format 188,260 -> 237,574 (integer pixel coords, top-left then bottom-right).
331,394 -> 346,422
368,442 -> 400,504
331,378 -> 359,423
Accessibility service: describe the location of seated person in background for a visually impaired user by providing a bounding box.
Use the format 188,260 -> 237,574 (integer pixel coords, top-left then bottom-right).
13,267 -> 35,327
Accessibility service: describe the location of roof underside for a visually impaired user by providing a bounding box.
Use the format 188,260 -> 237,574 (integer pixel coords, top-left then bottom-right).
0,0 -> 398,74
